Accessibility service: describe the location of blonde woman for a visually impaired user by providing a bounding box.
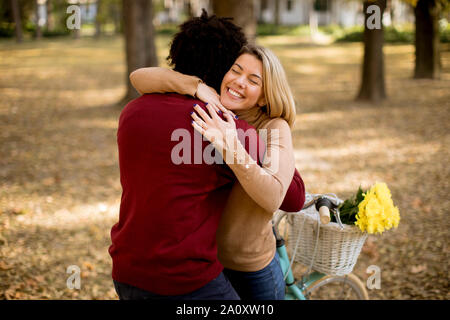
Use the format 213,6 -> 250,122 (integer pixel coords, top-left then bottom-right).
130,45 -> 305,300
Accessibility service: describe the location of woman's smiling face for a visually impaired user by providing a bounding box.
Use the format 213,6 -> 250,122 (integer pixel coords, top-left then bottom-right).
219,53 -> 266,111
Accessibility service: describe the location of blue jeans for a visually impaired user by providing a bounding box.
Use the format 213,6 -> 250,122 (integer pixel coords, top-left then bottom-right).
113,272 -> 240,300
223,252 -> 285,300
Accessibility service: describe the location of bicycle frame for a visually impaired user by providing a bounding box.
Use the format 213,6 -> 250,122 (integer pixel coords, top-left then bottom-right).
273,193 -> 344,300
277,239 -> 326,300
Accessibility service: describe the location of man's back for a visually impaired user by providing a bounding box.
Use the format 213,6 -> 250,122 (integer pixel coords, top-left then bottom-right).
109,93 -> 262,296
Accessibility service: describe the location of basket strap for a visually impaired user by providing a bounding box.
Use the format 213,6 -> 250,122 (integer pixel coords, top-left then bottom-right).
285,212 -> 307,281
306,210 -> 322,277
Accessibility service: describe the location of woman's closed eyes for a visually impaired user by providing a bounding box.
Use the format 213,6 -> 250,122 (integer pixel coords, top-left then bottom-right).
231,68 -> 261,86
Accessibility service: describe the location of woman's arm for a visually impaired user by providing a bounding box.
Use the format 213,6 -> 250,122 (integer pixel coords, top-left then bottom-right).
191,105 -> 296,213
130,67 -> 202,97
130,67 -> 233,116
227,119 -> 296,213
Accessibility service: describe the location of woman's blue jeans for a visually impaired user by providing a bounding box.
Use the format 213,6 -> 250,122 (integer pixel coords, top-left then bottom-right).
223,252 -> 285,300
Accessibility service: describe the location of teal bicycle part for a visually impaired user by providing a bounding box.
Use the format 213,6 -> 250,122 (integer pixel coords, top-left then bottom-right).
273,194 -> 369,300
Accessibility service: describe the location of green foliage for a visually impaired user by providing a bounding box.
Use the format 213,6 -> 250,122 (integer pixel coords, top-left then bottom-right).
95,0 -> 121,28
441,23 -> 450,43
327,25 -> 364,41
255,23 -> 436,44
336,23 -> 450,43
332,186 -> 365,225
318,24 -> 346,37
0,22 -> 14,38
0,0 -> 35,24
0,0 -> 34,38
0,0 -> 75,38
385,26 -> 415,42
155,24 -> 178,36
257,24 -> 312,36
20,20 -> 70,38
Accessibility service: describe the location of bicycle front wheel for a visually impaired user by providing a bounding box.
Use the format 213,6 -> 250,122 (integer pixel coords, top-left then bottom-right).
305,273 -> 369,300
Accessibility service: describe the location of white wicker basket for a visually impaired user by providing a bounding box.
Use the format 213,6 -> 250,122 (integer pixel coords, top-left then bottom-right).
287,201 -> 368,276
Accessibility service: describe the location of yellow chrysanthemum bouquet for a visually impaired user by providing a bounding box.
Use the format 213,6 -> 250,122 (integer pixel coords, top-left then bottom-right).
334,182 -> 400,234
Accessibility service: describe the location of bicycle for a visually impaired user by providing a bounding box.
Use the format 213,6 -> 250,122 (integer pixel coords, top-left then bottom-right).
272,193 -> 369,300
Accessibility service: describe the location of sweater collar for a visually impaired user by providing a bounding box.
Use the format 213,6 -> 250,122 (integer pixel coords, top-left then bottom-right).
236,106 -> 270,129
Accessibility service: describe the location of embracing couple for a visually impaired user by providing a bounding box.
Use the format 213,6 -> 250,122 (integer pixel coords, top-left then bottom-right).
108,10 -> 305,300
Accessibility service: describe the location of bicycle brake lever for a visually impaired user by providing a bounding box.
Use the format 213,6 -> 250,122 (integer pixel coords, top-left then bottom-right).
333,208 -> 345,230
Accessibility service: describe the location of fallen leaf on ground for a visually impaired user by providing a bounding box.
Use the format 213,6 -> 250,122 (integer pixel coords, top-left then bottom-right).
410,264 -> 427,274
0,261 -> 13,270
412,198 -> 423,209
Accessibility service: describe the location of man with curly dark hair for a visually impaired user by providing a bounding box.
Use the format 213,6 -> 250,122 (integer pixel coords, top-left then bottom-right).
109,10 -> 263,300
167,9 -> 247,93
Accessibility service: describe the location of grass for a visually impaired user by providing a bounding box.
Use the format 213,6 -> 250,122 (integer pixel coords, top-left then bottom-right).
334,23 -> 450,43
0,34 -> 449,299
255,23 -> 450,43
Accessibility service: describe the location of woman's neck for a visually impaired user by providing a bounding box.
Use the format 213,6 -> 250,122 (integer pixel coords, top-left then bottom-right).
235,106 -> 269,129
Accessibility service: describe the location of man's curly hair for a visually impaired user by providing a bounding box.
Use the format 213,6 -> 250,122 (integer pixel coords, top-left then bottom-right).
167,9 -> 247,93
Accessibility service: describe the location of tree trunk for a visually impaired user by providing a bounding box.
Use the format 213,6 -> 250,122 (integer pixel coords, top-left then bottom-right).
95,0 -> 102,38
186,0 -> 193,18
212,0 -> 256,43
11,0 -> 23,43
274,0 -> 280,26
109,1 -> 121,34
35,0 -> 42,39
414,0 -> 440,79
73,28 -> 81,39
46,0 -> 54,32
122,0 -> 158,102
356,0 -> 387,103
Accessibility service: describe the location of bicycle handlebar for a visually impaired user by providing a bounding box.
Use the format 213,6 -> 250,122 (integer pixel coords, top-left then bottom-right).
272,193 -> 344,241
315,197 -> 334,225
318,206 -> 331,224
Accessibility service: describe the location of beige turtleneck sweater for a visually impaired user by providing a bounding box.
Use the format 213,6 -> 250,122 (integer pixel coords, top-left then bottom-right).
130,67 -> 296,271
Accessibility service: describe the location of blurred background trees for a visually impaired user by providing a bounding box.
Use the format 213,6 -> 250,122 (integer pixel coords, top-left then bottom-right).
11,0 -> 23,42
0,0 -> 449,102
413,0 -> 444,79
212,0 -> 257,42
357,0 -> 387,103
122,0 -> 158,101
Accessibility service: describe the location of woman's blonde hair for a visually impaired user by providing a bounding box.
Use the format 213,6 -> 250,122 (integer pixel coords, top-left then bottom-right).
239,45 -> 296,127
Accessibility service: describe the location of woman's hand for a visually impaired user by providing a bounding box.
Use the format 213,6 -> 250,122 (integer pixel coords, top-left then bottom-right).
195,83 -> 236,118
191,104 -> 238,155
